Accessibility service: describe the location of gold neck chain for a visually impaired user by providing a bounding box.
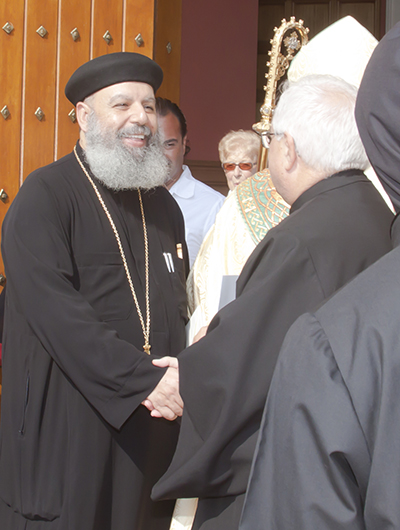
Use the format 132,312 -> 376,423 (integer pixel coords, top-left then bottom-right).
74,145 -> 151,354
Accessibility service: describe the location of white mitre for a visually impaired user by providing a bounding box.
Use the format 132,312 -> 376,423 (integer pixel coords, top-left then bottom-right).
288,16 -> 393,210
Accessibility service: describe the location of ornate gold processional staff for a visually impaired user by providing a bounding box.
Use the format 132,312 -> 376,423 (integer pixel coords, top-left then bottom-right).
253,17 -> 309,171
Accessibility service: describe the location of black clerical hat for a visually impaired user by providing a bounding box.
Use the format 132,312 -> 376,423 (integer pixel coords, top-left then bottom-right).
65,52 -> 163,105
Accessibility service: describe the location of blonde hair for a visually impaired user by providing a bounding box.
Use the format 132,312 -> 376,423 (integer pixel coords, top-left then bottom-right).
218,130 -> 260,163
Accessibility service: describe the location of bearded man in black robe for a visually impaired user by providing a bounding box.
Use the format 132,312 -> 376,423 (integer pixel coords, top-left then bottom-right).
240,21 -> 400,530
0,52 -> 188,530
150,74 -> 394,529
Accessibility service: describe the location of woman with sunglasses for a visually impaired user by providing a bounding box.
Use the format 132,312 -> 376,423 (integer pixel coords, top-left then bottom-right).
185,129 -> 288,346
219,130 -> 260,191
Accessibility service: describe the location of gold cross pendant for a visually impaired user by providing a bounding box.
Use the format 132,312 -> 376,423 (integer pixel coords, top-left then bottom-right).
143,343 -> 151,355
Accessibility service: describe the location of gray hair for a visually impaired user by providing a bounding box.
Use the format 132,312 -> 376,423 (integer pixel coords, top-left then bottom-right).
272,74 -> 369,174
218,130 -> 260,163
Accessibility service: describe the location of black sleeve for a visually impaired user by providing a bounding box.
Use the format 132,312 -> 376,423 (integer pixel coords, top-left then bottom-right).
153,230 -> 327,500
0,286 -> 5,342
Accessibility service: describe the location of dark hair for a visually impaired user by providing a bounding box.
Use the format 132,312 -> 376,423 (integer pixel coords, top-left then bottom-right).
156,97 -> 188,138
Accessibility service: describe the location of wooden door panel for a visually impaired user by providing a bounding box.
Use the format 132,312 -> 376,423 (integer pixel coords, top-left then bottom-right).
0,1 -> 24,187
154,0 -> 182,102
22,0 -> 58,179
287,0 -> 381,36
0,0 -> 25,278
125,0 -> 155,56
92,0 -> 124,57
289,2 -> 331,36
56,0 -> 91,159
338,2 -> 378,34
258,2 -> 286,40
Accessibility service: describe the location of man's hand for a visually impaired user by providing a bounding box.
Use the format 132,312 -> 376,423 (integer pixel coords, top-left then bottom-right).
142,357 -> 183,421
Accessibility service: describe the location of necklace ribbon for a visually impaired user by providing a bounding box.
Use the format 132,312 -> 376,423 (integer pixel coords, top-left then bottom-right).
74,146 -> 151,354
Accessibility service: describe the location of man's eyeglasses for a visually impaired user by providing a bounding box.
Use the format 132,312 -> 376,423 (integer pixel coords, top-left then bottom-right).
262,131 -> 276,148
222,162 -> 256,172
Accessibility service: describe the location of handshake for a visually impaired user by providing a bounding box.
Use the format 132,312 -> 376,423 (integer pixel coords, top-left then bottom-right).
142,326 -> 207,420
142,357 -> 183,421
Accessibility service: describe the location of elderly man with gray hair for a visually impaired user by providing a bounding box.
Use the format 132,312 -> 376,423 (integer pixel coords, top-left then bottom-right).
240,22 -> 400,530
149,72 -> 394,530
267,74 -> 370,204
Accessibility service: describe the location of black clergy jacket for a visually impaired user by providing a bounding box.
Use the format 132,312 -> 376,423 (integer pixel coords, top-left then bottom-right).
240,212 -> 400,530
0,143 -> 188,530
153,170 -> 394,529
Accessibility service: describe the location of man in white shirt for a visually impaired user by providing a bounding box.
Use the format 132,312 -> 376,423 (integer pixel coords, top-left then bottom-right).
156,98 -> 225,267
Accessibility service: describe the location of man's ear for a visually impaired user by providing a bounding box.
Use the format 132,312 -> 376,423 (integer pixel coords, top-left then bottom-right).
283,132 -> 297,172
76,102 -> 92,133
183,134 -> 188,149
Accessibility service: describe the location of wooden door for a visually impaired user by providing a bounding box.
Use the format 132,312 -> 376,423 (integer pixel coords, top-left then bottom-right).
0,0 -> 25,289
0,0 -> 182,287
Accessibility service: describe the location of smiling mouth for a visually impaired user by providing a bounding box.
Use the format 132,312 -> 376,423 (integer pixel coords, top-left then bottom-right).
124,134 -> 146,139
121,135 -> 149,147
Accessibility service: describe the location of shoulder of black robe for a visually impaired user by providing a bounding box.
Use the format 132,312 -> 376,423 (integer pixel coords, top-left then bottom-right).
355,22 -> 400,212
241,222 -> 400,529
153,172 -> 393,502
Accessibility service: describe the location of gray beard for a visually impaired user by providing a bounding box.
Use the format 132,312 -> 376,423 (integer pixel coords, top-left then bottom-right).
83,112 -> 170,191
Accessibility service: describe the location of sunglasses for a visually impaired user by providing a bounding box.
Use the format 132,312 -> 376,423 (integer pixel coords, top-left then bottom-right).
222,162 -> 255,172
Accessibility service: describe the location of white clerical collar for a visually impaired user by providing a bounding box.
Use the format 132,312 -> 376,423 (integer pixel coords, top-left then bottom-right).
169,166 -> 195,199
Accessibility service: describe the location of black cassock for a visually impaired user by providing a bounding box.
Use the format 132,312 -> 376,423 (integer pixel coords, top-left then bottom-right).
153,170 -> 394,529
0,143 -> 188,530
241,213 -> 400,530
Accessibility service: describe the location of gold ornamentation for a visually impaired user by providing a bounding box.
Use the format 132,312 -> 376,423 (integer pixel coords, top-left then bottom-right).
70,28 -> 80,41
36,25 -> 48,38
135,33 -> 144,47
35,107 -> 45,121
2,22 -> 14,35
284,32 -> 302,56
68,109 -> 77,123
1,105 -> 10,120
0,189 -> 8,203
103,30 -> 112,45
253,17 -> 309,168
73,146 -> 151,354
236,171 -> 289,244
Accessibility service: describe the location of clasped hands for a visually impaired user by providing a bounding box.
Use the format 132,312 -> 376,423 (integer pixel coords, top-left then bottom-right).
142,357 -> 183,421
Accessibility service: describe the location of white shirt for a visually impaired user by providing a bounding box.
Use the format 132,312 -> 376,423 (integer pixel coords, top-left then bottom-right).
169,165 -> 225,267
